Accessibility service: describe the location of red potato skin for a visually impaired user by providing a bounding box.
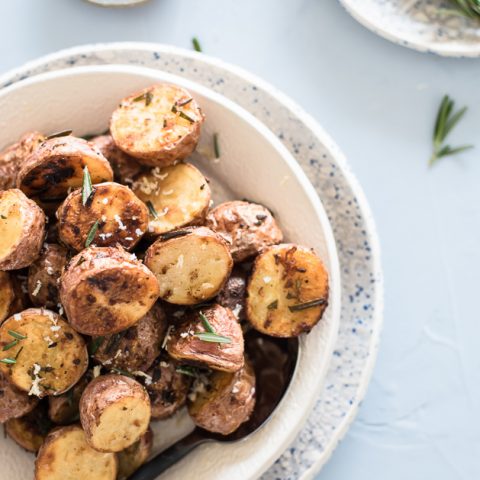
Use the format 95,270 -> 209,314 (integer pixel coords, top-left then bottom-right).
0,370 -> 39,423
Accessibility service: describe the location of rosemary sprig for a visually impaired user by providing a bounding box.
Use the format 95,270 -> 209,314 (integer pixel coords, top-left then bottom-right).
2,340 -> 18,351
159,230 -> 190,241
450,0 -> 480,19
176,366 -> 198,377
193,332 -> 232,344
46,129 -> 73,140
8,330 -> 27,340
85,220 -> 100,248
88,336 -> 104,356
146,200 -> 158,219
430,95 -> 473,166
0,358 -> 16,365
199,311 -> 215,333
192,37 -> 202,52
288,298 -> 327,312
267,300 -> 278,310
213,133 -> 220,159
82,166 -> 93,206
133,91 -> 153,106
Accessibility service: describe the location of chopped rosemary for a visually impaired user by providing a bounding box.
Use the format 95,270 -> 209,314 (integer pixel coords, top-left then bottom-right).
0,215 -> 6,219
146,200 -> 158,219
193,332 -> 232,344
2,340 -> 18,351
85,220 -> 100,248
0,358 -> 16,365
159,230 -> 190,241
178,111 -> 195,123
288,298 -> 327,312
46,129 -> 73,140
267,300 -> 278,310
82,166 -> 93,206
88,336 -> 104,355
450,0 -> 480,19
177,98 -> 193,107
199,311 -> 215,333
430,94 -> 473,166
176,366 -> 198,377
15,346 -> 23,359
133,91 -> 153,106
192,37 -> 202,52
8,330 -> 27,340
111,367 -> 134,378
213,133 -> 220,159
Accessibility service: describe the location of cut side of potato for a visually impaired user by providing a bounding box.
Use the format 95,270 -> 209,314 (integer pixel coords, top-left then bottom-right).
90,134 -> 145,185
188,360 -> 255,435
35,424 -> 118,480
27,243 -> 68,309
0,308 -> 88,397
60,247 -> 160,336
92,303 -> 167,373
132,163 -> 211,235
116,428 -> 153,480
167,304 -> 244,373
144,227 -> 233,305
246,244 -> 329,337
5,403 -> 52,452
17,136 -> 113,204
110,84 -> 204,167
206,201 -> 283,262
145,356 -> 192,420
0,189 -> 46,270
0,369 -> 38,423
57,182 -> 149,251
79,374 -> 151,453
0,272 -> 15,324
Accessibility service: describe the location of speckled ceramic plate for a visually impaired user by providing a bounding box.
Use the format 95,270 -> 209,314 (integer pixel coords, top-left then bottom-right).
0,43 -> 383,479
340,0 -> 480,57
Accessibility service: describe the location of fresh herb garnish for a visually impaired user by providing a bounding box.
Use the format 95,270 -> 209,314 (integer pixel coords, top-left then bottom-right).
105,331 -> 126,355
267,300 -> 278,310
46,129 -> 73,140
159,230 -> 190,241
82,166 -> 93,206
15,346 -> 23,359
133,91 -> 153,106
2,340 -> 18,351
213,133 -> 220,159
176,366 -> 198,377
288,298 -> 327,312
111,368 -> 134,378
199,311 -> 215,333
146,200 -> 158,219
177,98 -> 193,107
85,220 -> 100,248
178,111 -> 195,123
430,95 -> 473,166
192,37 -> 202,52
193,332 -> 232,344
88,336 -> 104,355
8,330 -> 27,340
0,215 -> 6,219
0,358 -> 16,365
450,0 -> 480,19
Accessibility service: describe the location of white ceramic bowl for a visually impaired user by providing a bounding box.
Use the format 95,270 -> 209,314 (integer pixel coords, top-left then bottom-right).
0,65 -> 341,480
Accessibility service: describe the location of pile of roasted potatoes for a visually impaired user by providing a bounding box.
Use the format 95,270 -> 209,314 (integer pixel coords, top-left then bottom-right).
0,83 -> 329,479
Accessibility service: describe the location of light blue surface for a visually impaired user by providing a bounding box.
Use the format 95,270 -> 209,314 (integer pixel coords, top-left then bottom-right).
0,1 -> 479,479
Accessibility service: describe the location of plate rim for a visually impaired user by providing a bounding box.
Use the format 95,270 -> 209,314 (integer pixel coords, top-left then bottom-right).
0,42 -> 384,479
339,0 -> 480,58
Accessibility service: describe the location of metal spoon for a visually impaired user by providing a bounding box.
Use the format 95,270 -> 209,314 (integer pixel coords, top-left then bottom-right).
130,332 -> 299,480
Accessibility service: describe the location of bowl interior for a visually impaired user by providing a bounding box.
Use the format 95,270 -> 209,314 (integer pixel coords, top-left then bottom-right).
0,65 -> 341,480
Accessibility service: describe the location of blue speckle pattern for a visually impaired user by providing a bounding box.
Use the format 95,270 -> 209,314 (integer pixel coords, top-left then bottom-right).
0,44 -> 383,479
340,0 -> 480,57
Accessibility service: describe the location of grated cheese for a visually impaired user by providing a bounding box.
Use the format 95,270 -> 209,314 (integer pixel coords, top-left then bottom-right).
28,363 -> 43,396
32,280 -> 42,297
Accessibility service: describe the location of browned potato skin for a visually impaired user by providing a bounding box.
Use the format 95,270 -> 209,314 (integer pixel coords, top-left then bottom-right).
145,356 -> 192,420
90,134 -> 145,185
5,403 -> 52,452
35,424 -> 118,480
0,131 -> 45,191
246,244 -> 329,337
110,84 -> 204,167
117,428 -> 153,480
188,360 -> 255,435
93,303 -> 167,373
17,136 -> 113,202
206,201 -> 283,262
48,373 -> 91,425
0,369 -> 38,423
60,246 -> 160,336
216,266 -> 248,322
79,374 -> 151,453
27,243 -> 68,309
0,271 -> 16,324
57,182 -> 149,252
0,189 -> 46,270
167,304 -> 244,373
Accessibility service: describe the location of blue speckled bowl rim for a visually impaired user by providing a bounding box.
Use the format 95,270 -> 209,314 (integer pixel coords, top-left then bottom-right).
339,0 -> 480,58
0,42 -> 384,479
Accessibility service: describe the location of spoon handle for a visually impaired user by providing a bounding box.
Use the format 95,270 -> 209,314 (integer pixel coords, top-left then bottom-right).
129,431 -> 210,480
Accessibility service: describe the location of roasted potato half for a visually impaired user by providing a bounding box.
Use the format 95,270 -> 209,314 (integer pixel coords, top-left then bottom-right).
0,308 -> 88,397
110,84 -> 204,167
132,163 -> 211,235
206,201 -> 283,262
0,131 -> 45,190
0,369 -> 38,423
79,374 -> 151,453
90,134 -> 144,185
145,227 -> 232,305
216,266 -> 248,322
17,135 -> 113,203
35,424 -> 118,480
27,243 -> 68,309
60,246 -> 160,336
5,403 -> 52,452
117,427 -> 153,480
246,244 -> 329,337
167,304 -> 244,373
145,356 -> 192,420
188,360 -> 255,435
92,303 -> 167,373
57,182 -> 149,251
0,271 -> 16,324
48,372 -> 91,425
0,189 -> 46,270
